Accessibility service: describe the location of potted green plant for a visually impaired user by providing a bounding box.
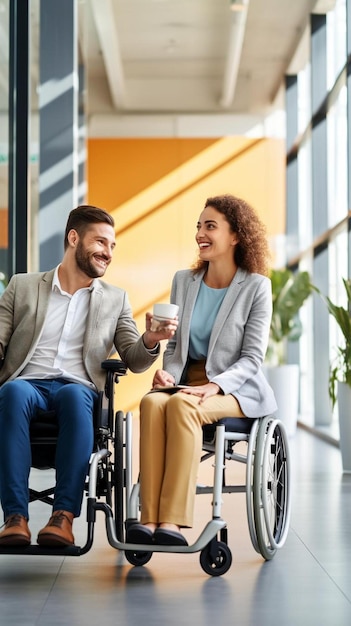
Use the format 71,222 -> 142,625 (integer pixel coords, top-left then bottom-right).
265,268 -> 315,437
267,268 -> 315,365
323,277 -> 351,472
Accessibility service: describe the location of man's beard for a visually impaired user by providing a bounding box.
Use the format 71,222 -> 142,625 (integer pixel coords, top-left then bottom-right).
75,241 -> 107,278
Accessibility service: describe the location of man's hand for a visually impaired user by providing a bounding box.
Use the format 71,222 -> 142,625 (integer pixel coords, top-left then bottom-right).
143,312 -> 178,349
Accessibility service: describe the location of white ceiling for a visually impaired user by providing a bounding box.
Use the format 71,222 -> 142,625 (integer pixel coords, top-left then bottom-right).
0,0 -> 336,128
81,0 -> 322,120
0,0 -> 336,211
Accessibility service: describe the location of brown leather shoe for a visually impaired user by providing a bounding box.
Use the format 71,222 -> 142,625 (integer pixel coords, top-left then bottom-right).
0,514 -> 31,546
37,510 -> 75,547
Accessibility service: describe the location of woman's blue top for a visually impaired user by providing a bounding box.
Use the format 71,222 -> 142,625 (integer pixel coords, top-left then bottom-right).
189,281 -> 228,360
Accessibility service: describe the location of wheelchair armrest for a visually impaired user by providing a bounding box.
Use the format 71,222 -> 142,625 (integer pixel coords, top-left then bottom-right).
97,360 -> 127,433
94,391 -> 108,432
101,359 -> 127,376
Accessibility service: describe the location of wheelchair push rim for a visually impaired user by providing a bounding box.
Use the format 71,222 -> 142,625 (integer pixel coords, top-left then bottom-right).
253,417 -> 291,559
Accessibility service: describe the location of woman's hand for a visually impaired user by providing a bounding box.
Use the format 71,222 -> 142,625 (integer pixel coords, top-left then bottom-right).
152,369 -> 176,389
180,382 -> 221,404
143,312 -> 178,349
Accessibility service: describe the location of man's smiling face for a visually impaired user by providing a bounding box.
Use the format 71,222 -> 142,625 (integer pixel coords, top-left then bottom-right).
74,223 -> 116,278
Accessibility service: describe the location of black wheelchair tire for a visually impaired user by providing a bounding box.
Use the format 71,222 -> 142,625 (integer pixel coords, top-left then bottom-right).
124,550 -> 153,567
199,541 -> 232,576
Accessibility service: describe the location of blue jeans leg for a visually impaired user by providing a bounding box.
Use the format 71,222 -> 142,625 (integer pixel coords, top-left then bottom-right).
52,383 -> 96,517
0,380 -> 47,520
0,379 -> 96,521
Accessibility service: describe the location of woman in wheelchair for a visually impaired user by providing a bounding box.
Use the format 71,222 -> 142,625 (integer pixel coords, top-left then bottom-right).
127,194 -> 278,547
0,205 -> 177,548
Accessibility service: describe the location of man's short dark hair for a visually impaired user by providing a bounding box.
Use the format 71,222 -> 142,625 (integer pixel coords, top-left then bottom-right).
64,205 -> 115,249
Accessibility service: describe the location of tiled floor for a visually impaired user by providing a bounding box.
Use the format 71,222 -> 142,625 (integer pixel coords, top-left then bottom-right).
0,425 -> 350,626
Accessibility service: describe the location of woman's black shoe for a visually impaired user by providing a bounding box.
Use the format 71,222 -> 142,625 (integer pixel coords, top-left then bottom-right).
153,528 -> 188,546
126,523 -> 154,544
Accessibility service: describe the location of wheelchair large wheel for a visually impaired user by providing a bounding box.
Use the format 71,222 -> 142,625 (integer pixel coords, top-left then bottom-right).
253,417 -> 291,560
200,540 -> 232,577
113,410 -> 125,541
245,418 -> 261,553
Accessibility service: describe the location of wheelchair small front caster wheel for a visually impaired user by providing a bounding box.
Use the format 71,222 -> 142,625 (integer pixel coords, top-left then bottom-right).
125,550 -> 152,567
200,541 -> 232,576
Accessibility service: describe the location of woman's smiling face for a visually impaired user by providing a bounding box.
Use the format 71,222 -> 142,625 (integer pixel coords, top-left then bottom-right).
196,205 -> 238,264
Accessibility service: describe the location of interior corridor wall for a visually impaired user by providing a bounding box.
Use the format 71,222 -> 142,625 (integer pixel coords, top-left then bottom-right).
87,136 -> 285,414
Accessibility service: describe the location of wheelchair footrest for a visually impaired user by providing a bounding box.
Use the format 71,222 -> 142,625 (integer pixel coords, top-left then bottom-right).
0,544 -> 83,556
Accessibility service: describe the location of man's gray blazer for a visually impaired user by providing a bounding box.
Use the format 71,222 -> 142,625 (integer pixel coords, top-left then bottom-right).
0,269 -> 159,391
163,268 -> 277,418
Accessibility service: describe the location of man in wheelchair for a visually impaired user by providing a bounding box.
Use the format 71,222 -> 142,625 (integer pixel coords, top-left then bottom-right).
0,205 -> 177,548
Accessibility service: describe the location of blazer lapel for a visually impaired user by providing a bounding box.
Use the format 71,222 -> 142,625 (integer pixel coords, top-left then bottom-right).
180,272 -> 203,364
207,268 -> 247,357
33,270 -> 55,340
83,281 -> 103,358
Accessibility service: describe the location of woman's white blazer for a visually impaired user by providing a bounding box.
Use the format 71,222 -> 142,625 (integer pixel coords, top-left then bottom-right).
163,267 -> 277,418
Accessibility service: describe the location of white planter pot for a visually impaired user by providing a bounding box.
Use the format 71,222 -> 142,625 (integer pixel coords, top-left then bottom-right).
337,381 -> 351,473
266,364 -> 299,438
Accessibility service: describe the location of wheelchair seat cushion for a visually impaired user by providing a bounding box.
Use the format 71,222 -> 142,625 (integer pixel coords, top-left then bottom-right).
202,417 -> 253,443
30,410 -> 59,469
217,417 -> 254,433
30,410 -> 59,437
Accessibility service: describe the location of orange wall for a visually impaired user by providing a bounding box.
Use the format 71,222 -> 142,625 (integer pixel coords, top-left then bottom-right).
87,136 -> 286,413
0,209 -> 7,247
87,138 -> 217,210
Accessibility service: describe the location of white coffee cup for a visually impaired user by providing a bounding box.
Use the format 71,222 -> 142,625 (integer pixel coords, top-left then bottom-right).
151,303 -> 179,331
153,303 -> 179,319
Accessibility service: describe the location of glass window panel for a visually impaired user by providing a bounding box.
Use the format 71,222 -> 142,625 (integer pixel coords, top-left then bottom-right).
297,132 -> 313,249
291,0 -> 348,438
327,0 -> 346,90
327,84 -> 348,227
298,63 -> 311,134
298,254 -> 315,425
0,0 -> 9,289
328,230 -> 348,433
29,0 -> 40,271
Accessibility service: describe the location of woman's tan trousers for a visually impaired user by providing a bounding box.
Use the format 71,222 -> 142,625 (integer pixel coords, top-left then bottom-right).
139,390 -> 244,527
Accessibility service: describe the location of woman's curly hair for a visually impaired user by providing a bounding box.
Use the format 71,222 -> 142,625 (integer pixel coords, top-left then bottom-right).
192,194 -> 271,276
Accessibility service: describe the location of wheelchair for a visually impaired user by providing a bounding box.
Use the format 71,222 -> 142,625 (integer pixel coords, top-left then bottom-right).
0,360 -> 291,578
122,413 -> 291,576
0,359 -> 128,557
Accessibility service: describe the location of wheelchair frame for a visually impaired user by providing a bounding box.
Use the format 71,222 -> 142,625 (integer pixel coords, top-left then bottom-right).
0,360 -> 291,577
